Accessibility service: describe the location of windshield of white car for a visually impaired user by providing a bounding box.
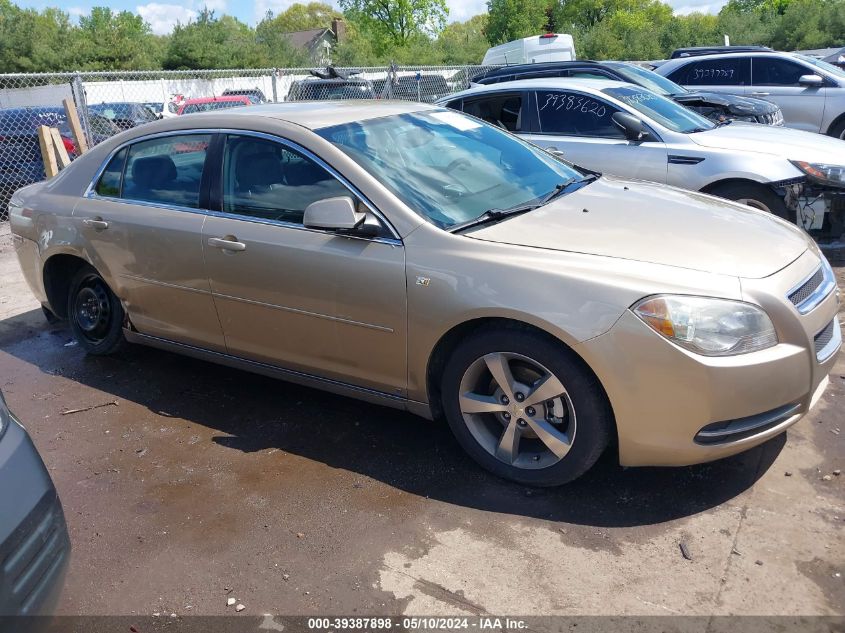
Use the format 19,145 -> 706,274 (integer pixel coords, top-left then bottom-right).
606,62 -> 688,96
603,86 -> 716,133
317,110 -> 585,229
794,54 -> 845,80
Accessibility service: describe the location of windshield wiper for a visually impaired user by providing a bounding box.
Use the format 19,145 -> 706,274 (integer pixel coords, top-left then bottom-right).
447,174 -> 599,234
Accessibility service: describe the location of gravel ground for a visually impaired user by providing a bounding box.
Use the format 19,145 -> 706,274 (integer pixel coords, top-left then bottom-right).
0,221 -> 842,617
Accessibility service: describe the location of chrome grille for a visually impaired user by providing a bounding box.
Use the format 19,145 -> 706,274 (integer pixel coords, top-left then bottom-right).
789,267 -> 824,307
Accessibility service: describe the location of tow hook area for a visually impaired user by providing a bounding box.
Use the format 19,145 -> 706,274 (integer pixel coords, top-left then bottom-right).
778,178 -> 845,239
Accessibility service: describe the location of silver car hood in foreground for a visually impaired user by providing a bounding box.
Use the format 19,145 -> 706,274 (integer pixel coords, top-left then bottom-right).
688,123 -> 845,163
468,176 -> 808,279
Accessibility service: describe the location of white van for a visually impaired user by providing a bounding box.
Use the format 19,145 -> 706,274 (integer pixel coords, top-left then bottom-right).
482,34 -> 576,66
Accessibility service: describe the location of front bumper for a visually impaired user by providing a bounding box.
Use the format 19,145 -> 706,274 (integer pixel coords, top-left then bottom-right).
577,249 -> 841,467
0,418 -> 70,616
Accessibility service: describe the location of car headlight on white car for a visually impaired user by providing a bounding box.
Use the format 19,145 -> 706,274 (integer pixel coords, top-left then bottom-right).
791,160 -> 845,188
633,295 -> 778,356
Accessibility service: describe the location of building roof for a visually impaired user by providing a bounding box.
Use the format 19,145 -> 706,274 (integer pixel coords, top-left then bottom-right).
283,28 -> 333,51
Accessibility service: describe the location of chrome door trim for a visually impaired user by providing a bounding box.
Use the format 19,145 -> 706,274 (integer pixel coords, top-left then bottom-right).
82,127 -> 403,243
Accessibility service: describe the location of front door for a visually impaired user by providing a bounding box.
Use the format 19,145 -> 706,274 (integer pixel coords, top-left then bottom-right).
202,133 -> 407,396
522,89 -> 668,184
750,57 -> 827,133
74,132 -> 226,351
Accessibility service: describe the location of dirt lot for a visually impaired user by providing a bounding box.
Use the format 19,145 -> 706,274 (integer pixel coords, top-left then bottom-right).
0,221 -> 842,617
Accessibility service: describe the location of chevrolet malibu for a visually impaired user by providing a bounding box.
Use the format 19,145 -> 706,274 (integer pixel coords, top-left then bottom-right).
8,102 -> 842,485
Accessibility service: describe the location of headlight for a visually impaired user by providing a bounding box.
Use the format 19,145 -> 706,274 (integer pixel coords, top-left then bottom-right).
633,295 -> 778,356
0,390 -> 10,438
791,160 -> 845,188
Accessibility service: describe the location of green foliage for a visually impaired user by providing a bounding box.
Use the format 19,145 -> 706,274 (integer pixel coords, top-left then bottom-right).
438,14 -> 490,63
261,2 -> 343,33
338,0 -> 449,51
485,0 -> 550,45
76,7 -> 161,70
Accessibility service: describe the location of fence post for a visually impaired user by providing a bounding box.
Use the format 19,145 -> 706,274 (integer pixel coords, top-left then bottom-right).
71,72 -> 92,148
271,68 -> 279,103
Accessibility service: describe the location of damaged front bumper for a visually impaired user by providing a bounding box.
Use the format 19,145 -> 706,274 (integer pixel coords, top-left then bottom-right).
773,177 -> 845,236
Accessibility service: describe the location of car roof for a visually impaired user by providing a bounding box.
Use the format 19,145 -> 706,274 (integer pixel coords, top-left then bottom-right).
178,100 -> 435,130
659,50 -> 803,70
452,77 -> 631,98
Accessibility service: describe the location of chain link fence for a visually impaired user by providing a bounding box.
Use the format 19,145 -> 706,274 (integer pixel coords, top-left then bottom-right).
0,64 -> 494,221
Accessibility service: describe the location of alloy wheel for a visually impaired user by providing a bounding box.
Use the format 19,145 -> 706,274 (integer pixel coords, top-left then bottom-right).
458,352 -> 576,470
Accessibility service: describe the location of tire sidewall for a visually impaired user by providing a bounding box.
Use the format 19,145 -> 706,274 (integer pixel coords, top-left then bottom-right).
710,182 -> 793,222
67,266 -> 126,355
440,328 -> 611,486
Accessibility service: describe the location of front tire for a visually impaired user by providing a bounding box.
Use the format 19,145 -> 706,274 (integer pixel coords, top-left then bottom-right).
440,326 -> 613,486
828,118 -> 845,140
67,266 -> 126,355
708,181 -> 795,223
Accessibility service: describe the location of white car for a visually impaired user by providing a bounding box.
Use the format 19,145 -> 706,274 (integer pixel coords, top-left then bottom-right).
439,78 -> 845,227
655,51 -> 845,138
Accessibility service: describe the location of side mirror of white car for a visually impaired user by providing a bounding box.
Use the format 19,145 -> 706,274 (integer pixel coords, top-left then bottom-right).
798,74 -> 824,88
303,196 -> 366,231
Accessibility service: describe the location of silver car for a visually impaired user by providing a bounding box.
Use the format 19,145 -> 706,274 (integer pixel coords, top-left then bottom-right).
439,78 -> 845,226
655,51 -> 845,138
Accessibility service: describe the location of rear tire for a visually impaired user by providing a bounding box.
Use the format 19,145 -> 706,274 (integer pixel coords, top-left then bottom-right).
707,182 -> 795,223
440,326 -> 613,486
66,266 -> 126,355
828,118 -> 845,140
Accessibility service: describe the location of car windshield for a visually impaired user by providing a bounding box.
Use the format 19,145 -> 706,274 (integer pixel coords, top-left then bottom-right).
607,62 -> 687,96
603,86 -> 715,133
794,53 -> 845,80
317,110 -> 584,229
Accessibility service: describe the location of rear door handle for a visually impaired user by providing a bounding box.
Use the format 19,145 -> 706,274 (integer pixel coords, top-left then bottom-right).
208,237 -> 246,252
750,92 -> 770,97
83,218 -> 109,230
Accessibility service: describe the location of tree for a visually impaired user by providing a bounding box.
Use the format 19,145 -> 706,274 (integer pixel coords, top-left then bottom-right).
436,14 -> 490,63
255,13 -> 315,67
75,7 -> 162,70
0,1 -> 76,72
163,9 -> 262,69
338,0 -> 449,50
264,2 -> 343,32
485,0 -> 550,44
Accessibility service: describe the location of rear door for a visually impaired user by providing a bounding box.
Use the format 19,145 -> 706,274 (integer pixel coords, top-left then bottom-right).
521,89 -> 668,183
74,132 -> 226,351
750,56 -> 827,132
665,56 -> 750,97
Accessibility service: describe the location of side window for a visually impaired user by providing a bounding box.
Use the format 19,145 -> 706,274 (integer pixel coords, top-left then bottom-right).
94,147 -> 128,197
569,71 -> 614,80
463,94 -> 524,131
668,57 -> 750,86
442,98 -> 462,111
122,134 -> 211,208
222,135 -> 349,225
752,58 -> 810,86
536,91 -> 624,138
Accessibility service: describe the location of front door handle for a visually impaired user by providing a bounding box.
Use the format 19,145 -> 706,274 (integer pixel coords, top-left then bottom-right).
208,237 -> 246,252
83,218 -> 109,230
750,92 -> 770,97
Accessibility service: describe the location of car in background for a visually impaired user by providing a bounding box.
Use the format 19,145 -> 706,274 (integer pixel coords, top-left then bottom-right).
439,78 -> 845,223
288,67 -> 376,101
8,102 -> 840,486
482,33 -> 576,65
656,50 -> 845,138
177,96 -> 251,115
670,45 -> 773,59
473,60 -> 784,126
0,107 -> 119,209
0,389 -> 70,615
222,88 -> 268,104
89,102 -> 159,131
378,74 -> 452,103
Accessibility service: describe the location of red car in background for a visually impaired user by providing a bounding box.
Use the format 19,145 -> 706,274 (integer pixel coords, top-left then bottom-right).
177,96 -> 251,115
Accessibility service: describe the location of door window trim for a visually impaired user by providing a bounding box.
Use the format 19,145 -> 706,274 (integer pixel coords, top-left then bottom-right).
533,89 -> 629,140
84,128 -> 403,244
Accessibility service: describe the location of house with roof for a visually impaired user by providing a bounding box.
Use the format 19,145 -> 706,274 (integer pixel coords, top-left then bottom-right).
284,19 -> 347,66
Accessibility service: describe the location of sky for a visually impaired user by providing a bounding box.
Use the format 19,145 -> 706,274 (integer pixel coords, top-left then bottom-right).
35,0 -> 729,36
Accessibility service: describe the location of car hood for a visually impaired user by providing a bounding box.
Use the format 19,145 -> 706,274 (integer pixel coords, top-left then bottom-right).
688,123 -> 845,163
674,91 -> 779,116
467,176 -> 808,279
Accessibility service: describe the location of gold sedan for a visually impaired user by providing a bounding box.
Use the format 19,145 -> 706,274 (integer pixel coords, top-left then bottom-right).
8,102 -> 841,485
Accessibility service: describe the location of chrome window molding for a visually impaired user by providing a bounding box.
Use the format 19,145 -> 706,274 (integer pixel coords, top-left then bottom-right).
82,127 -> 403,243
788,260 -> 837,315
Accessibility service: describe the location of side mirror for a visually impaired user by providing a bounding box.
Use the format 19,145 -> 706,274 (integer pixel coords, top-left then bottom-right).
798,74 -> 824,88
612,112 -> 653,142
303,196 -> 365,231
